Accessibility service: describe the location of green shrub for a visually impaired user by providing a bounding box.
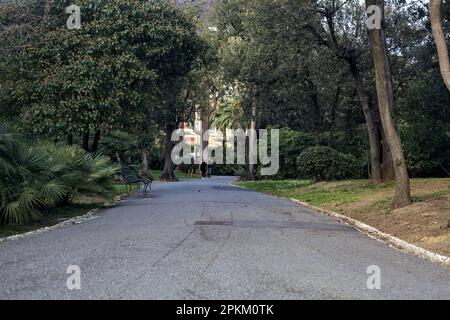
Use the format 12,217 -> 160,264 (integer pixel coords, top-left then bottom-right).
99,130 -> 164,170
98,131 -> 140,163
178,163 -> 198,174
0,129 -> 118,225
215,164 -> 246,176
278,128 -> 315,179
297,146 -> 359,182
42,143 -> 119,198
397,77 -> 450,177
277,128 -> 368,179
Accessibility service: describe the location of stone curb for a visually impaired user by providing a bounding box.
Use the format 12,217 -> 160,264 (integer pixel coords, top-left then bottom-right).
289,198 -> 450,268
0,196 -> 127,244
232,182 -> 450,268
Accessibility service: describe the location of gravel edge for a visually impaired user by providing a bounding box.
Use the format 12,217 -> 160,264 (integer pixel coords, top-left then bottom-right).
0,196 -> 126,244
290,198 -> 450,268
231,182 -> 450,268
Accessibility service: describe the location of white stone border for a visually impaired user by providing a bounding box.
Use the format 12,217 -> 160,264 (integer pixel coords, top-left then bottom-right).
0,196 -> 126,244
290,199 -> 450,268
0,209 -> 99,243
232,182 -> 450,268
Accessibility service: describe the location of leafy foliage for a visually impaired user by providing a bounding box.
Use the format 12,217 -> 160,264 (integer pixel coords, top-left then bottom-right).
98,131 -> 140,164
396,48 -> 450,177
297,146 -> 360,182
212,98 -> 245,129
0,128 -> 118,225
277,128 -> 368,180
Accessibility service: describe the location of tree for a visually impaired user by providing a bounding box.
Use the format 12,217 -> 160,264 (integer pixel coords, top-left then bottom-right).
366,0 -> 412,208
429,0 -> 450,91
215,0 -> 389,183
149,3 -> 210,181
2,0 -> 161,150
1,0 -> 211,161
299,0 -> 386,183
212,0 -> 278,179
212,97 -> 245,129
0,126 -> 118,225
0,0 -> 50,128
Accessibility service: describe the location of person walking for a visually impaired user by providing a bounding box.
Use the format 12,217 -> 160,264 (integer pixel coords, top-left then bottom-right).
200,161 -> 207,179
207,157 -> 214,179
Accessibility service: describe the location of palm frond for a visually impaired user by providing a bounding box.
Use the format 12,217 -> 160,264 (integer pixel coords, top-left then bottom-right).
1,132 -> 118,225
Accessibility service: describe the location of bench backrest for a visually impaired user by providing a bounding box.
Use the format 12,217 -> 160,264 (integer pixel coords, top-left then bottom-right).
121,165 -> 139,182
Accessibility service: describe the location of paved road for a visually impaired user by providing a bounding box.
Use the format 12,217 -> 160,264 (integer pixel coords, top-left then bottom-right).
0,177 -> 449,299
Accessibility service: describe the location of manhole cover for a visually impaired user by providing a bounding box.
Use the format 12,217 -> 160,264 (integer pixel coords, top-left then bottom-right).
195,220 -> 233,226
195,220 -> 353,232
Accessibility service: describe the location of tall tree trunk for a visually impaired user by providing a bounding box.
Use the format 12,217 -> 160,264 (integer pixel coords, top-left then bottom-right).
44,0 -> 53,21
247,118 -> 257,180
200,92 -> 219,169
160,126 -> 177,181
429,0 -> 450,91
82,129 -> 90,152
348,59 -> 382,184
371,97 -> 395,181
142,146 -> 149,175
247,85 -> 258,180
380,127 -> 395,181
202,109 -> 210,165
366,0 -> 412,208
329,84 -> 341,128
67,134 -> 73,146
91,130 -> 101,153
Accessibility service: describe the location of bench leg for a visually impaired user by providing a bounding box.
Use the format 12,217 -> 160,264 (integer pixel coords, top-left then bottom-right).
145,182 -> 152,197
126,183 -> 136,197
143,180 -> 153,197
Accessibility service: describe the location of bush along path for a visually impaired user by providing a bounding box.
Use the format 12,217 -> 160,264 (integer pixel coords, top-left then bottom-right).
0,127 -> 120,236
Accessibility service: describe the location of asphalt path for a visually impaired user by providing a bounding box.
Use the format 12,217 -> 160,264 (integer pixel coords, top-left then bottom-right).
0,177 -> 449,299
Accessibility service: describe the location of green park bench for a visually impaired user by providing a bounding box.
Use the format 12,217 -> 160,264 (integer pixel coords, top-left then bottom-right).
121,165 -> 154,197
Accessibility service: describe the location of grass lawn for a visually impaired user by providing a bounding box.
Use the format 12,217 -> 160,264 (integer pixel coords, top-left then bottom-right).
236,178 -> 450,257
113,183 -> 128,194
149,170 -> 202,180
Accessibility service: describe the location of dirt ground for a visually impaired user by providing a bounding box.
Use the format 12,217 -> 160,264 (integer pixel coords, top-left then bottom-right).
238,178 -> 450,258
336,179 -> 450,257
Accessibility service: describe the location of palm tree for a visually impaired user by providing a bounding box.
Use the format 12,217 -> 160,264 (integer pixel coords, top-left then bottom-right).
211,99 -> 252,178
0,126 -> 16,175
0,130 -> 54,224
211,99 -> 246,130
0,127 -> 119,225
